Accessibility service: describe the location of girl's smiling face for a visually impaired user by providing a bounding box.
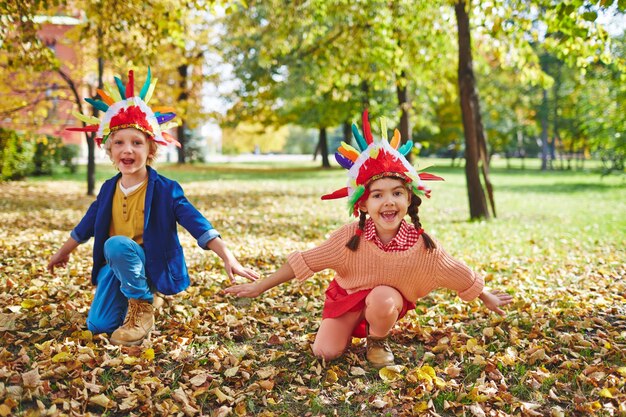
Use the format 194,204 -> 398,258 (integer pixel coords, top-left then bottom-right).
358,177 -> 411,244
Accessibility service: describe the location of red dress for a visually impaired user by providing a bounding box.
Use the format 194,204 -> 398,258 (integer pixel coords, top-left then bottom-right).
321,219 -> 418,338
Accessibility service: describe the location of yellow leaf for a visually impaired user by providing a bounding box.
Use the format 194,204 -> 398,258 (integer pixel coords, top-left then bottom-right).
21,299 -> 42,309
325,369 -> 338,384
123,356 -> 139,365
617,367 -> 626,377
235,401 -> 247,416
413,401 -> 429,413
141,348 -> 155,361
379,366 -> 403,382
598,388 -> 613,398
213,388 -> 234,403
466,338 -> 478,351
89,394 -> 113,408
51,352 -> 73,363
0,404 -> 13,417
72,330 -> 93,342
224,366 -> 239,378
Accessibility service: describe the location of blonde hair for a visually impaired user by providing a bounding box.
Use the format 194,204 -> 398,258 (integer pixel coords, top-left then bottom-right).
103,129 -> 159,166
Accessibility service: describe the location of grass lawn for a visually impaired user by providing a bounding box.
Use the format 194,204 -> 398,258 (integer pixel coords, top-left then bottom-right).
0,158 -> 624,416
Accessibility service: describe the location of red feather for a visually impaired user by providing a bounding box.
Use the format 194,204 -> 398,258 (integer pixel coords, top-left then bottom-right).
419,172 -> 445,181
362,109 -> 373,144
126,70 -> 134,98
321,187 -> 349,200
66,125 -> 98,132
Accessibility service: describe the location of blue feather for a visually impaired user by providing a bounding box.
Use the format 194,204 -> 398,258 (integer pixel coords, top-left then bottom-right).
139,67 -> 151,100
351,123 -> 368,151
399,140 -> 414,156
114,76 -> 126,99
335,152 -> 354,170
85,97 -> 109,112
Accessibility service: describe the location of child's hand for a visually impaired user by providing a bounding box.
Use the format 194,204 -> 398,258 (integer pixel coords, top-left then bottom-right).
224,282 -> 264,298
48,253 -> 70,273
479,289 -> 513,316
224,258 -> 260,282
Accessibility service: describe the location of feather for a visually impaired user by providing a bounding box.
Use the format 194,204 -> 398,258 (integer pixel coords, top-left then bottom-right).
362,110 -> 373,144
72,111 -> 100,125
96,89 -> 114,106
321,187 -> 349,200
85,98 -> 109,112
152,106 -> 176,114
126,69 -> 134,98
66,125 -> 98,132
399,140 -> 413,156
379,117 -> 387,141
347,185 -> 366,215
340,141 -> 360,156
162,132 -> 182,148
159,121 -> 178,131
144,78 -> 158,104
338,145 -> 359,162
156,113 -> 176,124
390,129 -> 401,149
104,83 -> 122,103
139,67 -> 152,100
335,153 -> 354,170
351,123 -> 368,151
419,172 -> 445,181
114,76 -> 126,99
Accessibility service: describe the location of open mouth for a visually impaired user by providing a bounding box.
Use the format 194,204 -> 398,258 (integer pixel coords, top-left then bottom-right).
380,211 -> 397,222
120,158 -> 135,166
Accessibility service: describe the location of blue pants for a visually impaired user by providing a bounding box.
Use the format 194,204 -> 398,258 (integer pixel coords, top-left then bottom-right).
87,236 -> 154,334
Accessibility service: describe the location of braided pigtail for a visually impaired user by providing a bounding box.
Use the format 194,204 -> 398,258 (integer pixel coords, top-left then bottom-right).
408,194 -> 436,251
346,210 -> 367,251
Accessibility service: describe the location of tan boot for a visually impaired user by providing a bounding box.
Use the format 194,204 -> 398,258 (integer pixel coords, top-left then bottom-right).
110,299 -> 154,346
366,335 -> 395,368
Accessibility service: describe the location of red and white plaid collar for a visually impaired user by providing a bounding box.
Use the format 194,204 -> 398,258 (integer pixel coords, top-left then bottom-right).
363,218 -> 421,252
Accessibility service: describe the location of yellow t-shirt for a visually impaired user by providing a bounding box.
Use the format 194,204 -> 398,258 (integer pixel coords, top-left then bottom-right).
109,179 -> 148,245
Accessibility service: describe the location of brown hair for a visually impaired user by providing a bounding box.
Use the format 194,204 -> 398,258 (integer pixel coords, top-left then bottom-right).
345,182 -> 437,252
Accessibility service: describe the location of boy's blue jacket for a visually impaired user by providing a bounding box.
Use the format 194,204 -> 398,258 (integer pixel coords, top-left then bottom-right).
71,166 -> 219,295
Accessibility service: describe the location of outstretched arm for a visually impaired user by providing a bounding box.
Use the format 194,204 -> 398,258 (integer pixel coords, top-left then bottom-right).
224,263 -> 295,298
207,237 -> 260,282
48,237 -> 80,273
479,289 -> 513,316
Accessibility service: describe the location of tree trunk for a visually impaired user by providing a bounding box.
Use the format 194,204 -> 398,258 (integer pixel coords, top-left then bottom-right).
177,65 -> 189,164
319,127 -> 330,168
342,122 -> 352,145
360,80 -> 370,110
455,0 -> 490,220
540,89 -> 550,171
396,72 -> 411,162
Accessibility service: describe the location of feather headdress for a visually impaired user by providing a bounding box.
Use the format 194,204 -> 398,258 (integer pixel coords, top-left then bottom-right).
322,110 -> 444,216
67,68 -> 181,148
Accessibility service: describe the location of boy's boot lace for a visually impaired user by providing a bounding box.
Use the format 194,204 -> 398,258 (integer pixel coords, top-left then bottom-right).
366,334 -> 395,368
110,298 -> 154,346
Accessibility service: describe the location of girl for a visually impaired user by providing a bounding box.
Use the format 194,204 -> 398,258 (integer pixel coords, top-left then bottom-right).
225,111 -> 512,368
48,69 -> 259,346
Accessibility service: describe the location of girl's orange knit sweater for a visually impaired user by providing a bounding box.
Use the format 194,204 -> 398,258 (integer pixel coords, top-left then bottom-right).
287,222 -> 484,303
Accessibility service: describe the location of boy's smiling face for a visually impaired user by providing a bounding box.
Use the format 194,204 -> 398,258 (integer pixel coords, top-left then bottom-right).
109,128 -> 153,181
358,177 -> 411,244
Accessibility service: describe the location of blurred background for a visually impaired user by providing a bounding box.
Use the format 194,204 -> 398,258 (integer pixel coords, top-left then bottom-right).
0,0 -> 624,200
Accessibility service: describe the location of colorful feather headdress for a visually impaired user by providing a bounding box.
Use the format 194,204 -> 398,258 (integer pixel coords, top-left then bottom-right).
322,110 -> 444,216
67,68 -> 181,148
